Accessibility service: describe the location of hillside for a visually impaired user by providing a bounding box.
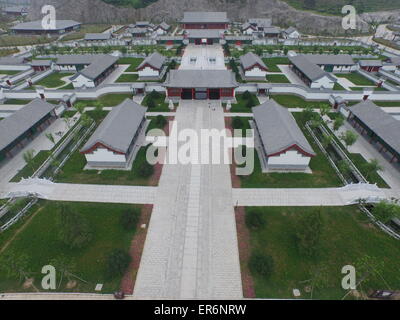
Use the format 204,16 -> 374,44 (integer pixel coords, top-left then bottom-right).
28,0 -> 400,35
282,0 -> 400,15
101,0 -> 400,14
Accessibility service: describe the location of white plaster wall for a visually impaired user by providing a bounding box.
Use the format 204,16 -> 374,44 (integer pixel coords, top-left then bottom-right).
56,65 -> 78,72
332,65 -> 357,72
268,149 -> 311,167
85,147 -> 126,164
288,31 -> 300,39
311,76 -> 335,89
138,66 -> 159,77
72,74 -> 95,88
245,67 -> 267,78
243,28 -> 254,35
155,28 -> 167,35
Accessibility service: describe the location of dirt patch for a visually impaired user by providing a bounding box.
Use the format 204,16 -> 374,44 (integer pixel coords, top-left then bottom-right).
119,204 -> 153,295
235,206 -> 256,298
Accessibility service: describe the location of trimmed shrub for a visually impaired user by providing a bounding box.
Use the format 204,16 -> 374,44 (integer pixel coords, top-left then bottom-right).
105,249 -> 131,279
120,209 -> 140,231
248,253 -> 274,279
245,211 -> 266,230
138,162 -> 154,178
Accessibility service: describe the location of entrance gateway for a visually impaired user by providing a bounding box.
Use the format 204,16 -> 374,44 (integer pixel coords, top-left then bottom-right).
180,88 -> 221,100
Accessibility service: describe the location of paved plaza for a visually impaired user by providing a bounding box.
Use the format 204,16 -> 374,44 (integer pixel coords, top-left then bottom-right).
133,101 -> 243,299
179,44 -> 226,70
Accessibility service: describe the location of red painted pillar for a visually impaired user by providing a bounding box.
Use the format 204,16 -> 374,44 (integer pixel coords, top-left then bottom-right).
207,88 -> 210,100
192,88 -> 195,100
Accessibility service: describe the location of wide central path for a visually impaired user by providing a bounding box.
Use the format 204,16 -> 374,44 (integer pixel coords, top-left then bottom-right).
133,101 -> 243,299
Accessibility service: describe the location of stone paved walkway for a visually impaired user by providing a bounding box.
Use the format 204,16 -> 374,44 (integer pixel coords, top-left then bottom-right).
133,101 -> 243,299
1,181 -> 157,204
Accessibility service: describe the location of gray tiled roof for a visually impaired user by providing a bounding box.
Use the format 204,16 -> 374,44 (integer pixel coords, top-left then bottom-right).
30,59 -> 53,67
305,54 -> 355,66
252,99 -> 316,156
80,99 -> 147,154
389,57 -> 400,65
0,99 -> 56,151
72,55 -> 118,80
241,22 -> 255,30
284,27 -> 297,34
84,33 -> 112,41
186,29 -> 223,39
55,54 -> 101,65
156,22 -> 170,31
263,27 -> 281,34
358,60 -> 383,67
181,11 -> 229,23
289,55 -> 336,82
248,18 -> 272,28
240,52 -> 267,70
11,20 -> 81,31
164,70 -> 238,88
130,27 -> 148,34
349,100 -> 400,155
137,52 -> 166,70
3,6 -> 28,13
0,56 -> 25,65
136,21 -> 150,26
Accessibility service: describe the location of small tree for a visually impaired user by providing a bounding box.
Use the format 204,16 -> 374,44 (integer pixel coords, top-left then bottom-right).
248,252 -> 274,279
138,162 -> 154,178
73,102 -> 86,114
120,209 -> 140,231
322,134 -> 333,149
56,204 -> 92,249
295,208 -> 324,257
155,115 -> 167,129
232,117 -> 244,130
362,159 -> 383,180
105,249 -> 131,279
333,115 -> 345,132
340,130 -> 358,148
0,251 -> 31,281
23,149 -> 35,174
245,210 -> 266,230
372,200 -> 400,224
45,133 -> 55,146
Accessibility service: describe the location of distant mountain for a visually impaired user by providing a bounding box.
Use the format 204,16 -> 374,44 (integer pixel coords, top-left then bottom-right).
281,0 -> 400,15
28,0 -> 400,35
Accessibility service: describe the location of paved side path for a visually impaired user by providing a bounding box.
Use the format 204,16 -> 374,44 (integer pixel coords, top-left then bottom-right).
232,186 -> 397,207
1,182 -> 157,205
134,101 -> 243,299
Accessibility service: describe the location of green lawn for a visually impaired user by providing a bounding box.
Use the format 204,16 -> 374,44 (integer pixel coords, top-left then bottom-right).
0,70 -> 20,75
333,83 -> 346,91
271,95 -> 329,109
335,73 -> 375,86
56,147 -> 158,186
11,151 -> 51,182
35,72 -> 74,88
118,58 -> 144,72
59,83 -> 74,90
3,99 -> 32,105
245,206 -> 400,299
262,57 -> 290,72
0,201 -> 141,293
116,74 -> 139,83
373,101 -> 400,107
74,93 -> 133,107
141,93 -> 169,112
230,94 -> 260,113
349,154 -> 389,188
266,74 -> 290,83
